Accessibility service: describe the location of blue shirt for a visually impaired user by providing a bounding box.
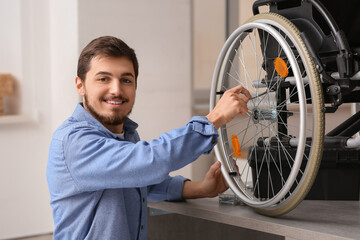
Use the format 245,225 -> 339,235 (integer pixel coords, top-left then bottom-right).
47,103 -> 218,239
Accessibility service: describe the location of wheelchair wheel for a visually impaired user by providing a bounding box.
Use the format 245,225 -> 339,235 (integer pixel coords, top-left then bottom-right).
210,13 -> 324,216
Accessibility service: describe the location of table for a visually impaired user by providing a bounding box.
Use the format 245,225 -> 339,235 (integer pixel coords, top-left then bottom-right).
148,198 -> 360,240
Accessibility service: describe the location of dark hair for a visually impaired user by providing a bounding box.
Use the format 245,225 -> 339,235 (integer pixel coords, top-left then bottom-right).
77,36 -> 139,85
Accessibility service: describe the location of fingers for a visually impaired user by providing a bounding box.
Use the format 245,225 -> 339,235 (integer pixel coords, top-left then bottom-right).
208,161 -> 221,177
230,85 -> 252,100
210,161 -> 229,193
214,163 -> 229,190
239,95 -> 249,114
230,85 -> 251,115
226,85 -> 251,115
230,92 -> 249,115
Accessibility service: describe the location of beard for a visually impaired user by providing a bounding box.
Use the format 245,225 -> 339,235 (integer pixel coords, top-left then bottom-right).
84,93 -> 132,126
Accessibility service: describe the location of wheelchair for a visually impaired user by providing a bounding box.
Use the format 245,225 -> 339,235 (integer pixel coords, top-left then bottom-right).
210,0 -> 360,216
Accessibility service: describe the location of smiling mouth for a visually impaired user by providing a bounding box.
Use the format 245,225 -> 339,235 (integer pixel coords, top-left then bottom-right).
106,100 -> 124,104
104,98 -> 128,106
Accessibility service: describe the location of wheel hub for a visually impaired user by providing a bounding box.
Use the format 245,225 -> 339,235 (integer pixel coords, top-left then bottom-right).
252,107 -> 277,123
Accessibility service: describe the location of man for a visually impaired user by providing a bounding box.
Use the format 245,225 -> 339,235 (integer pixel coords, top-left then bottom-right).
47,36 -> 251,239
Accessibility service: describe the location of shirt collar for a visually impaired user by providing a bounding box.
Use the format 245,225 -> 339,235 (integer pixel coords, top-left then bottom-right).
72,102 -> 138,139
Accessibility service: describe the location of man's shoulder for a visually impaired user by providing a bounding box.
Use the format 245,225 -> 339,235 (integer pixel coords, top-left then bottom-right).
52,116 -> 95,142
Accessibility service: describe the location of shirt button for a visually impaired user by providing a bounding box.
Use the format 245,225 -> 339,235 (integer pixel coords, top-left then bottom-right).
142,197 -> 145,202
141,225 -> 144,230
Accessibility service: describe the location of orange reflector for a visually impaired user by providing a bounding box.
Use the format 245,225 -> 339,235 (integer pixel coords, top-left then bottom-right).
274,57 -> 289,78
231,134 -> 242,158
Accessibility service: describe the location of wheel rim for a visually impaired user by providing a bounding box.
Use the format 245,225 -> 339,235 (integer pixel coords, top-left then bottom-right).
210,22 -> 308,208
252,15 -> 323,213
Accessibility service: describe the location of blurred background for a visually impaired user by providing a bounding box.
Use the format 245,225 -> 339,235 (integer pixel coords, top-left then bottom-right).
0,0 -> 353,239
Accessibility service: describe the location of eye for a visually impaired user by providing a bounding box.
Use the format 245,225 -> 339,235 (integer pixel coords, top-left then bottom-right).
122,78 -> 133,84
98,77 -> 108,82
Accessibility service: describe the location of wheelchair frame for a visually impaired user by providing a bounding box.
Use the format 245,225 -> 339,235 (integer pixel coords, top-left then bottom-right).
254,0 -> 360,167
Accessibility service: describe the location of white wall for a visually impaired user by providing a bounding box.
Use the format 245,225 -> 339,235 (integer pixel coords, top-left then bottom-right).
193,0 -> 225,91
0,0 -> 22,115
49,0 -> 80,132
0,0 -> 80,238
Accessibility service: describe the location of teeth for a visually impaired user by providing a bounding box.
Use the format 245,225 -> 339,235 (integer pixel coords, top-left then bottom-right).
107,100 -> 123,104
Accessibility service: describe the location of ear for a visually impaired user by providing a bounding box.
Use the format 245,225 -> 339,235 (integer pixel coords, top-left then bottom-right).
75,76 -> 85,96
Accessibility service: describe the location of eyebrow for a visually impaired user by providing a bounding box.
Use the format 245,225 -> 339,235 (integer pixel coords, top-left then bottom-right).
95,71 -> 135,78
95,71 -> 112,76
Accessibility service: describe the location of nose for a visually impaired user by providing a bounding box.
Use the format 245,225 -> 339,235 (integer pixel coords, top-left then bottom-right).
109,79 -> 122,96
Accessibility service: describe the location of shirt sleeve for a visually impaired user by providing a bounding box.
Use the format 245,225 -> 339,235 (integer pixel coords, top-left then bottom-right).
147,175 -> 188,202
63,116 -> 218,192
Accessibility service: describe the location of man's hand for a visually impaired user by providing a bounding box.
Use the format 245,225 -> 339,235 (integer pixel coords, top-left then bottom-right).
199,161 -> 228,198
182,161 -> 228,199
206,85 -> 251,129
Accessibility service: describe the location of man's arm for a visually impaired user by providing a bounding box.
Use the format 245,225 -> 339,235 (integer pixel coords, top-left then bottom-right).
182,85 -> 251,198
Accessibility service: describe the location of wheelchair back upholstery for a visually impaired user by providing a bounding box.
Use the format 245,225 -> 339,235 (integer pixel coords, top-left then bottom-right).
320,0 -> 360,50
267,0 -> 360,52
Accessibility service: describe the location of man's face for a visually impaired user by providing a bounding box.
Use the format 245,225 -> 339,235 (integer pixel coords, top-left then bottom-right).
76,56 -> 136,132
